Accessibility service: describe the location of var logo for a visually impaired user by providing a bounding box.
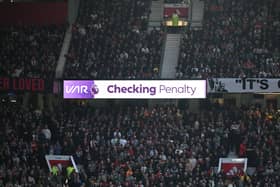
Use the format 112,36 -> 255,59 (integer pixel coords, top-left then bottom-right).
65,85 -> 89,94
65,84 -> 99,96
64,81 -> 98,98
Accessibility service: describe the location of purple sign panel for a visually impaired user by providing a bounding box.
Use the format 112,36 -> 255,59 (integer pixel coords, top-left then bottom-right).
63,80 -> 207,99
63,80 -> 98,99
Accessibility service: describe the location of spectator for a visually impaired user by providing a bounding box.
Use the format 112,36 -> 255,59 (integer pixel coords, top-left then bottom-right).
177,0 -> 280,78
0,25 -> 65,78
64,0 -> 164,79
1,99 -> 280,186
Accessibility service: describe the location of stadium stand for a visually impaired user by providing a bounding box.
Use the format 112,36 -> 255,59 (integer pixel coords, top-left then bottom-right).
0,101 -> 279,186
0,25 -> 65,78
63,0 -> 164,79
1,0 -> 280,186
176,0 -> 280,79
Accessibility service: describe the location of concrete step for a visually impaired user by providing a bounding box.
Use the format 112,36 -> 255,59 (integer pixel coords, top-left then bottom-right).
227,151 -> 238,158
161,34 -> 181,79
190,0 -> 204,27
149,0 -> 164,28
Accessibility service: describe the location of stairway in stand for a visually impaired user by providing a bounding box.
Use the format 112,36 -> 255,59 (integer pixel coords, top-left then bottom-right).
148,0 -> 164,29
160,34 -> 181,79
190,0 -> 204,29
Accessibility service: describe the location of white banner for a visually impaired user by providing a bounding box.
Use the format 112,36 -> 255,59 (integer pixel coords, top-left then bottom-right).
207,78 -> 280,93
63,80 -> 207,99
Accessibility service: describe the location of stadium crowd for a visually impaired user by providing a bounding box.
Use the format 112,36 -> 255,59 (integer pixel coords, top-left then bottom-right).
64,0 -> 164,79
1,0 -> 280,186
176,0 -> 280,79
0,101 -> 279,186
0,25 -> 65,79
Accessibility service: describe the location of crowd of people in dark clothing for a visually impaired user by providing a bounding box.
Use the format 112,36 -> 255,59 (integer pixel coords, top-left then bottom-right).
1,0 -> 280,186
177,0 -> 280,79
0,25 -> 65,78
64,0 -> 164,79
0,100 -> 279,186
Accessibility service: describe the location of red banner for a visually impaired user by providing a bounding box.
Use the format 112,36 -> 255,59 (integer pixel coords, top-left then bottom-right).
164,4 -> 189,18
0,78 -> 44,92
218,158 -> 248,176
0,77 -> 56,93
221,163 -> 245,175
0,2 -> 67,26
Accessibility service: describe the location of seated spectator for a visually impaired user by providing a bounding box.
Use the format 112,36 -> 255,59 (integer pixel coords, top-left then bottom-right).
64,0 -> 164,79
0,99 -> 279,186
0,25 -> 65,79
177,0 -> 280,78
